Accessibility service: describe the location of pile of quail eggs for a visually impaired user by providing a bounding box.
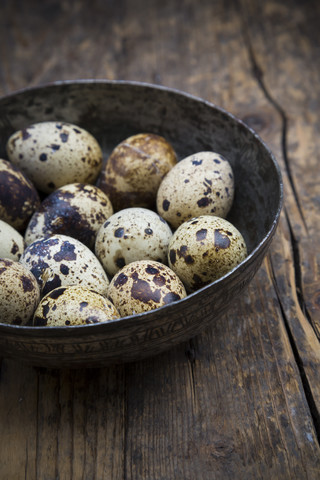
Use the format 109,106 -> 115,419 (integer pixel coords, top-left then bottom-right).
0,121 -> 247,327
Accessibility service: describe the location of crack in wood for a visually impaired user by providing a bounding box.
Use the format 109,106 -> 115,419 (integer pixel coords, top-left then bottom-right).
24,442 -> 28,480
123,368 -> 129,480
185,338 -> 197,411
35,369 -> 40,480
268,253 -> 320,445
237,0 -> 308,234
237,3 -> 320,446
284,208 -> 318,340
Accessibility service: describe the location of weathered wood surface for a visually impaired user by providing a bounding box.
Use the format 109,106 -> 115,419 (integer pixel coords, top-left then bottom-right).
0,0 -> 319,479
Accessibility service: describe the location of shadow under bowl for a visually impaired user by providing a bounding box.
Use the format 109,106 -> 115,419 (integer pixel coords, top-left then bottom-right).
0,80 -> 283,368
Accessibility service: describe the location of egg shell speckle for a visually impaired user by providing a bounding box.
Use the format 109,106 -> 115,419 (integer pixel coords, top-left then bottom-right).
95,207 -> 172,276
6,121 -> 103,193
168,215 -> 247,292
19,234 -> 109,297
0,258 -> 40,325
108,260 -> 187,316
25,183 -> 113,249
0,158 -> 40,231
97,133 -> 177,211
157,151 -> 234,229
0,219 -> 25,261
33,285 -> 120,327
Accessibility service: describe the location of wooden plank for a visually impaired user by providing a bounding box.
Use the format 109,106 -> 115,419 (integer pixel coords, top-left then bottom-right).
238,0 -> 320,425
120,265 -> 320,479
0,0 -> 319,479
0,360 -> 38,479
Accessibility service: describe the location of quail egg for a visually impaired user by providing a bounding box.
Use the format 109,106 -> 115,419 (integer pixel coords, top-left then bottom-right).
97,133 -> 177,211
108,260 -> 187,316
0,258 -> 40,325
0,158 -> 40,231
157,151 -> 234,229
95,207 -> 173,276
168,215 -> 247,292
0,219 -> 25,261
33,285 -> 120,326
6,121 -> 103,194
25,183 -> 113,249
19,234 -> 109,297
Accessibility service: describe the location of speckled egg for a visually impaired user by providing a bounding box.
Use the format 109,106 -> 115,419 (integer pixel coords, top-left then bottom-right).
0,258 -> 40,325
168,215 -> 247,292
95,207 -> 173,277
108,260 -> 187,316
157,151 -> 234,229
33,285 -> 120,327
97,133 -> 177,211
0,219 -> 25,261
0,158 -> 40,231
25,183 -> 113,249
6,121 -> 103,194
19,234 -> 109,297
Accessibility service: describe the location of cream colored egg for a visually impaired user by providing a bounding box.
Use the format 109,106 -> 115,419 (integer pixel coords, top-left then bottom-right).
0,258 -> 40,325
33,285 -> 120,326
108,260 -> 187,316
168,215 -> 247,292
95,207 -> 172,276
0,219 -> 25,261
0,158 -> 40,231
157,151 -> 234,229
20,234 -> 109,297
97,133 -> 177,211
6,121 -> 103,194
25,183 -> 113,249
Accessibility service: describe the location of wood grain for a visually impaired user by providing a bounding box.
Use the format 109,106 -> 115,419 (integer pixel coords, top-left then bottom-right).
238,0 -> 320,428
0,0 -> 319,478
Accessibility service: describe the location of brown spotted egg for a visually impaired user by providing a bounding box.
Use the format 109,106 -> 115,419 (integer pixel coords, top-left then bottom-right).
95,207 -> 172,276
168,215 -> 247,292
0,219 -> 25,261
108,260 -> 187,316
19,234 -> 109,297
0,258 -> 40,325
33,285 -> 120,327
157,151 -> 234,229
6,121 -> 103,194
25,183 -> 113,249
0,158 -> 40,231
97,133 -> 177,211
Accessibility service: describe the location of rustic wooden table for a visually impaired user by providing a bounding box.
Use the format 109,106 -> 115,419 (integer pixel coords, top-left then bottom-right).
0,0 -> 319,478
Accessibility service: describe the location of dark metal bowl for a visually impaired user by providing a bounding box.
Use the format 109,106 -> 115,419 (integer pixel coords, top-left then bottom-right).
0,80 -> 283,368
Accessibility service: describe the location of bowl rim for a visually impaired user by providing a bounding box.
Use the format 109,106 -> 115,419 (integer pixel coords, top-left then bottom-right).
0,79 -> 284,335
